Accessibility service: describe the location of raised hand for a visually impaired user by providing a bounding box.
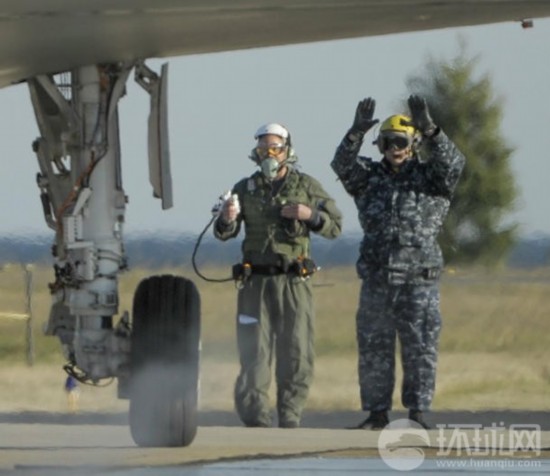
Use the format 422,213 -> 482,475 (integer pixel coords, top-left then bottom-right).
351,97 -> 379,134
408,95 -> 437,137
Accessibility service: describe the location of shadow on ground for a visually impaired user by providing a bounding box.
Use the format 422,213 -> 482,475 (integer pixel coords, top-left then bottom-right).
0,410 -> 548,429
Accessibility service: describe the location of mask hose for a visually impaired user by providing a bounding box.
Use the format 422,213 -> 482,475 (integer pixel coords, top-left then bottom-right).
191,216 -> 234,283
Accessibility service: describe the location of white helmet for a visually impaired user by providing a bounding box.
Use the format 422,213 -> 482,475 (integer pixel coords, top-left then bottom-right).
250,122 -> 298,170
254,123 -> 290,141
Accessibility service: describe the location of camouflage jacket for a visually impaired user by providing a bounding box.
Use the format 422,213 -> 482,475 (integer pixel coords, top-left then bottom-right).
331,129 -> 465,276
214,168 -> 342,265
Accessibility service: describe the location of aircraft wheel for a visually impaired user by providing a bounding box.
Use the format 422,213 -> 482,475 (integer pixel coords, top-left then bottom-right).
128,274 -> 201,447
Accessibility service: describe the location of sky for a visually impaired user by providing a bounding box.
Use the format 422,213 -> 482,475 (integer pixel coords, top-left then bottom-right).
1,17 -> 549,239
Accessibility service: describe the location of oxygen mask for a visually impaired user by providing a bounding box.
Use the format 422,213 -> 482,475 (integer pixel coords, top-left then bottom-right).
256,141 -> 287,180
260,157 -> 280,180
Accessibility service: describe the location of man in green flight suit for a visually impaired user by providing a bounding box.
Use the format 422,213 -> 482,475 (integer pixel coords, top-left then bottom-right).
214,123 -> 342,428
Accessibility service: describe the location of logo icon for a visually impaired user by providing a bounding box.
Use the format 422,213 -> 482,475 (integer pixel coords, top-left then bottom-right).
378,418 -> 430,471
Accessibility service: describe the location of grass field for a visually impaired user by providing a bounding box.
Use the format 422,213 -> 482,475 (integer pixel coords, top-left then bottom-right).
0,264 -> 549,414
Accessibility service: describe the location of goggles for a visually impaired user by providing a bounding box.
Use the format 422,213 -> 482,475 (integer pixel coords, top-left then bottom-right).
255,143 -> 287,159
379,133 -> 413,151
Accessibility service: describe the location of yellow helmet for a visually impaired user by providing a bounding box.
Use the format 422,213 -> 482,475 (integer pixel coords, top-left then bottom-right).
379,114 -> 416,136
376,114 -> 420,153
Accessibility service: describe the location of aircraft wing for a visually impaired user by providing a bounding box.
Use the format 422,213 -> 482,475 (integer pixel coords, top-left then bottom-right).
1,0 -> 550,88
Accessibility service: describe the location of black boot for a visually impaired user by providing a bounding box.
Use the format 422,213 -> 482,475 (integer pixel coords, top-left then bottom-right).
244,420 -> 270,428
353,410 -> 389,430
408,410 -> 430,429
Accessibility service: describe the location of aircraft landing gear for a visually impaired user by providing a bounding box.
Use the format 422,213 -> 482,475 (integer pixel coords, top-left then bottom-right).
27,62 -> 201,447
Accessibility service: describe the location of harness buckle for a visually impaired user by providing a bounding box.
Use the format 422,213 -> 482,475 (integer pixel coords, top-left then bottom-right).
422,268 -> 440,280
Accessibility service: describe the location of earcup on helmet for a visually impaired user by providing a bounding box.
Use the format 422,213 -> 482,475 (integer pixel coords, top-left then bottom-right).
376,136 -> 384,154
249,148 -> 261,164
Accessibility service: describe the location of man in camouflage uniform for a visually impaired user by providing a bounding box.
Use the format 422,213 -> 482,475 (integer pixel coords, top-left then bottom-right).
214,123 -> 342,428
331,95 -> 465,429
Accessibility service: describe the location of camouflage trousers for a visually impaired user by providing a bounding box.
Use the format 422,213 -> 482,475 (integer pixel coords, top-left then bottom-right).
356,270 -> 442,412
233,274 -> 315,427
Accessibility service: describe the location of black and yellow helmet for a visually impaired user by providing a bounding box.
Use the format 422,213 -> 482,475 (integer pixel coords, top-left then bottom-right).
376,114 -> 421,153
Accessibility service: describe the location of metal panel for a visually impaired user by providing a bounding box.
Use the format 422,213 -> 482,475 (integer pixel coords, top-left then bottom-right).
145,62 -> 173,210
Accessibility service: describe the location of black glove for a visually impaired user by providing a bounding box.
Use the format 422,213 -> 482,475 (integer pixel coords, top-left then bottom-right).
351,97 -> 379,134
408,95 -> 437,137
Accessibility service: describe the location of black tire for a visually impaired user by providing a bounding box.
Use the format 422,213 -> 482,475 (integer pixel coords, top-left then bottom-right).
128,274 -> 201,447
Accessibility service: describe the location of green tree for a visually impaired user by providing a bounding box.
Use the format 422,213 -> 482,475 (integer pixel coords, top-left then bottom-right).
406,43 -> 518,267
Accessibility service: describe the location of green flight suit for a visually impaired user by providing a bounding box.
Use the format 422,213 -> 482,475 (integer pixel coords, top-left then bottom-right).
214,168 -> 342,427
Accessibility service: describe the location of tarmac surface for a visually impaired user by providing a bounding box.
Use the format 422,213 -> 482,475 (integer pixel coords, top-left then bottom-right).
1,408 -> 548,429
0,410 -> 548,475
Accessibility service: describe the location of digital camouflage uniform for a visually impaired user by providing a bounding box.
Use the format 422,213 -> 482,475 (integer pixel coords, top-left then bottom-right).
214,168 -> 342,427
331,129 -> 464,413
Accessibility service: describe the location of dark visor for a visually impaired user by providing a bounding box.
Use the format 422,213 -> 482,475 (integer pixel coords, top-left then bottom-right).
380,134 -> 412,151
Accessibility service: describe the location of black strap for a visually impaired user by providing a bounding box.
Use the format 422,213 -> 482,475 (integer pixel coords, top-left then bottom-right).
233,258 -> 317,279
385,266 -> 440,281
249,264 -> 286,275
